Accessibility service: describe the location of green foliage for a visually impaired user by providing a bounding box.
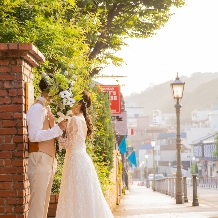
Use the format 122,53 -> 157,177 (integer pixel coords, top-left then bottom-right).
76,0 -> 186,76
86,86 -> 115,193
190,163 -> 198,174
0,0 -> 96,82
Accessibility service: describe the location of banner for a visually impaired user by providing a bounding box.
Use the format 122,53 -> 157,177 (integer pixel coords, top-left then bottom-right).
100,85 -> 121,114
127,151 -> 137,167
119,135 -> 127,154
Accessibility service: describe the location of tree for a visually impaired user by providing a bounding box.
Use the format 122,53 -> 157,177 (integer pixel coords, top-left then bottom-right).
0,0 -> 98,80
76,0 -> 186,76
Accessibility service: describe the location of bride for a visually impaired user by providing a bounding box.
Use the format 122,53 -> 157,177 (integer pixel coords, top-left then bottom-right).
55,91 -> 114,218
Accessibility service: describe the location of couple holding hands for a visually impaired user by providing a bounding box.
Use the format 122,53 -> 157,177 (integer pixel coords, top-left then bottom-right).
27,75 -> 114,218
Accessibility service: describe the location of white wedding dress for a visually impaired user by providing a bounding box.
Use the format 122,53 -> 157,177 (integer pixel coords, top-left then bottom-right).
56,115 -> 114,218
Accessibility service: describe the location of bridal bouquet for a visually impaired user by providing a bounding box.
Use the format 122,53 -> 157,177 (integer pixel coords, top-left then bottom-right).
42,72 -> 82,123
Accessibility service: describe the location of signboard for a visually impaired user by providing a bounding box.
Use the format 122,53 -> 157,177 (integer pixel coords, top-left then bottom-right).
100,85 -> 121,114
25,82 -> 35,112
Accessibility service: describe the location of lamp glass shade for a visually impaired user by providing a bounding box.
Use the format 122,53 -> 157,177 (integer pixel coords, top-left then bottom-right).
170,74 -> 185,99
151,139 -> 156,148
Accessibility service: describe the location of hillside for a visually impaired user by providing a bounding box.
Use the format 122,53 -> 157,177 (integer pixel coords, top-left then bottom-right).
124,72 -> 218,120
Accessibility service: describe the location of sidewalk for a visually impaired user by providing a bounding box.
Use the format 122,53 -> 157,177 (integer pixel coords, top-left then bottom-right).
113,182 -> 218,218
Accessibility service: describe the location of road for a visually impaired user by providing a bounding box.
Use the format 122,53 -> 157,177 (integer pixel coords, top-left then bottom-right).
187,186 -> 218,209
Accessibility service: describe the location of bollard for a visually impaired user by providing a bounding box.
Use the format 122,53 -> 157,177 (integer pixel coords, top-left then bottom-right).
183,177 -> 188,202
192,174 -> 199,206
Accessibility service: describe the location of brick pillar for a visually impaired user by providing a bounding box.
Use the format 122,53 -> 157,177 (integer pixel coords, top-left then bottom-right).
0,43 -> 45,217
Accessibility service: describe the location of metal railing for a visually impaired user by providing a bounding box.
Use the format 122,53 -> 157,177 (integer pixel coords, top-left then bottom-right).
198,177 -> 218,188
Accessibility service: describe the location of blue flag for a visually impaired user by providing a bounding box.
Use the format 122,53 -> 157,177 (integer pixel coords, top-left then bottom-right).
128,151 -> 137,167
119,135 -> 127,154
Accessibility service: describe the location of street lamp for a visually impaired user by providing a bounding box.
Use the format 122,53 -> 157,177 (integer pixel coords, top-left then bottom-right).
170,73 -> 185,204
151,138 -> 156,191
145,154 -> 149,188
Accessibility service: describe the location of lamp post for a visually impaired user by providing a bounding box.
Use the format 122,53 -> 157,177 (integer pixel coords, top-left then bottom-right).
151,138 -> 156,191
145,154 -> 149,188
170,73 -> 185,204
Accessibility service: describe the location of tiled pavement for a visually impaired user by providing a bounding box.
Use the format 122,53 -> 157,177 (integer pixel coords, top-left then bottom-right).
113,182 -> 218,218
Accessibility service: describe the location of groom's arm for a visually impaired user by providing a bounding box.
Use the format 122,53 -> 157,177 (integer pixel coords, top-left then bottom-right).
27,104 -> 63,142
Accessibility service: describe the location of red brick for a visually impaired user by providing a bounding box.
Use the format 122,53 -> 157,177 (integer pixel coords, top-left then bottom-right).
5,205 -> 13,213
0,59 -> 10,65
12,160 -> 24,167
9,89 -> 17,96
6,198 -> 16,205
0,105 -> 18,112
0,190 -> 16,197
17,144 -> 25,150
0,207 -> 4,213
12,66 -> 23,73
2,120 -> 16,127
0,136 -> 3,142
0,151 -> 12,158
19,43 -> 33,51
12,97 -> 23,104
0,160 -> 3,166
14,182 -> 25,189
0,97 -> 11,104
14,152 -> 24,157
0,74 -> 16,80
13,175 -> 24,182
0,112 -> 13,119
5,136 -> 12,143
0,43 -> 8,50
0,182 -> 12,189
0,90 -> 7,96
17,89 -> 25,96
0,167 -> 16,174
0,144 -> 15,151
13,113 -> 23,119
0,128 -> 17,135
0,66 -> 10,73
13,136 -> 24,143
0,82 -> 2,88
4,81 -> 13,88
0,198 -> 4,204
14,81 -> 23,89
0,175 -> 12,181
4,160 -> 11,167
0,215 -> 16,218
8,43 -> 18,50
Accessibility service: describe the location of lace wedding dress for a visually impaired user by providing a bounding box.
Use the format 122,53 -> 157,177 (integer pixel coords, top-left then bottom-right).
56,115 -> 114,218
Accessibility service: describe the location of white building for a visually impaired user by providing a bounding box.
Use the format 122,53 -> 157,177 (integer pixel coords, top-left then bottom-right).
152,109 -> 175,128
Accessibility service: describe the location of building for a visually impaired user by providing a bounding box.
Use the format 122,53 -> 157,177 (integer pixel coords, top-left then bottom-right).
191,133 -> 218,179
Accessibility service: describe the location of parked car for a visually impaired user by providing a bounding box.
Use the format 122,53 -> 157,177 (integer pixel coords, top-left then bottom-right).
148,174 -> 154,181
155,174 -> 164,180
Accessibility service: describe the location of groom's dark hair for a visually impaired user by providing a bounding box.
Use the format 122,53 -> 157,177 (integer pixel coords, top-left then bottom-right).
39,73 -> 54,92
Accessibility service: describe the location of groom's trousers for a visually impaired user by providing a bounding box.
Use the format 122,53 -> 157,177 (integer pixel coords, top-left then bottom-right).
27,152 -> 57,218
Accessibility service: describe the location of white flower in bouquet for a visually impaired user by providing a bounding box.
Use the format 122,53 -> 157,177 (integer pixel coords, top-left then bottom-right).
67,98 -> 76,107
60,90 -> 71,99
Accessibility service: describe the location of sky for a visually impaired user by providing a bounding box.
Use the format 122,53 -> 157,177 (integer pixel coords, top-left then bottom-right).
94,0 -> 218,97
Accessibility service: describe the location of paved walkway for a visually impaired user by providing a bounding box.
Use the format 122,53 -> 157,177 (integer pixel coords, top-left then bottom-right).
113,182 -> 218,218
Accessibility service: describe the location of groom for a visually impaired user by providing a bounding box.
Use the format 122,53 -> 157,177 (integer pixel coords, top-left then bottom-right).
26,74 -> 67,218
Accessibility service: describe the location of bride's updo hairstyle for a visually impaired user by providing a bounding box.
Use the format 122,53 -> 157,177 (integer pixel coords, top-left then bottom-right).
79,90 -> 93,138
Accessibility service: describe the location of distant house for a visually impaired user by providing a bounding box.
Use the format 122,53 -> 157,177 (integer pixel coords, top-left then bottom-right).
191,133 -> 217,179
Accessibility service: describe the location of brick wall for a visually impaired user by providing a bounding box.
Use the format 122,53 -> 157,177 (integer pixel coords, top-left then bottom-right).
47,195 -> 59,218
0,43 -> 45,218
